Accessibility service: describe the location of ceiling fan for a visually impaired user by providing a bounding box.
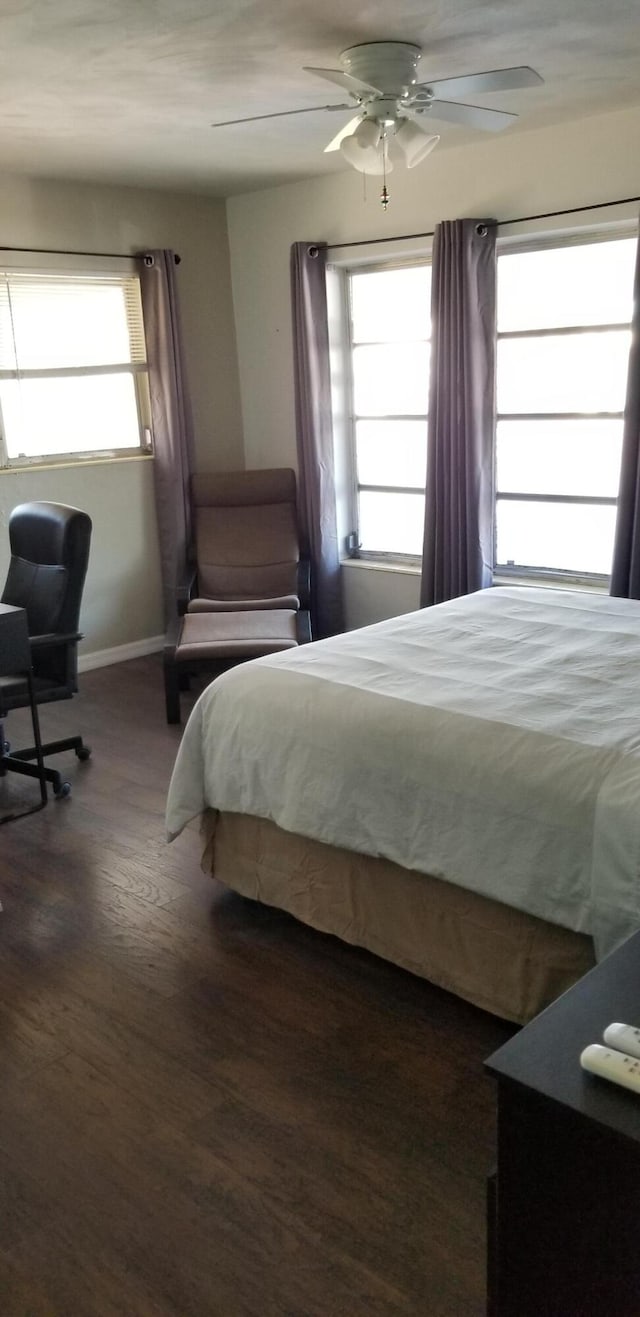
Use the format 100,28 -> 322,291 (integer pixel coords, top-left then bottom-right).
212,41 -> 544,187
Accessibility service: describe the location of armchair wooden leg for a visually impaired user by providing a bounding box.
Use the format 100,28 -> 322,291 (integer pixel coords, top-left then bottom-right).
163,657 -> 181,725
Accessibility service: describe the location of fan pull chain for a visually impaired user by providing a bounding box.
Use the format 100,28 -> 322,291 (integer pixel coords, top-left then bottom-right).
380,130 -> 390,209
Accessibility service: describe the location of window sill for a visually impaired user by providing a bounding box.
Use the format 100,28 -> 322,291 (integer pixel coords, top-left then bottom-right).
493,573 -> 608,595
0,452 -> 154,475
341,560 -> 610,595
341,557 -> 421,577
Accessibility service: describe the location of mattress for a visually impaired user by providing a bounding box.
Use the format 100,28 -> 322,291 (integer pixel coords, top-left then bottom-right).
167,587 -> 640,959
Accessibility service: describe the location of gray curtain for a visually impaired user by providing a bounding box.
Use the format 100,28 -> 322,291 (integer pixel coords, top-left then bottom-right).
610,228 -> 640,598
140,250 -> 195,627
420,219 -> 497,607
290,242 -> 344,638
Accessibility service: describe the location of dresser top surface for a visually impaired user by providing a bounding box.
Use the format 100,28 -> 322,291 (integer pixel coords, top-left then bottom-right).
486,930 -> 640,1142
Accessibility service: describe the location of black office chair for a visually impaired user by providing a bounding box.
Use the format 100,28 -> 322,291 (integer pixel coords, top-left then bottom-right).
0,501 -> 92,799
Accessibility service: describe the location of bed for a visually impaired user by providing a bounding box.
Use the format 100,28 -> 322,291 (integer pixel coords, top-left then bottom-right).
166,586 -> 640,1023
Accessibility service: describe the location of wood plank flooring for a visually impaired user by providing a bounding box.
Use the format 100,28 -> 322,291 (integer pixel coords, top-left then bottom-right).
0,657 -> 514,1316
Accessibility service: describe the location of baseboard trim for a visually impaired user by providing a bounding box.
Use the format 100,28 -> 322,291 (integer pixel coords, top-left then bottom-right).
78,635 -> 164,674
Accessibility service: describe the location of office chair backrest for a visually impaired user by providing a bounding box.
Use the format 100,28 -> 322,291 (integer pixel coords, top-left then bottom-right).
2,502 -> 92,692
191,468 -> 301,601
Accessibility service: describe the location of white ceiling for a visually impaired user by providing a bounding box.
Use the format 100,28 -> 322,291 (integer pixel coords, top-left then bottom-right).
0,0 -> 639,196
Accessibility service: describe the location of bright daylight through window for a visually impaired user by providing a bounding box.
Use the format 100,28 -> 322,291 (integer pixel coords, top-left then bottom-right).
0,269 -> 150,467
496,235 -> 635,580
348,263 -> 431,557
346,232 -> 636,582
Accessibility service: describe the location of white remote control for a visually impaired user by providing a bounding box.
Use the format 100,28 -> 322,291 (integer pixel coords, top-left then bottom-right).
603,1022 -> 640,1060
580,1043 -> 640,1094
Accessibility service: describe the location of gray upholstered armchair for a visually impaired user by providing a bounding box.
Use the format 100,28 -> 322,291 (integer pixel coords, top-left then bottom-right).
163,468 -> 311,723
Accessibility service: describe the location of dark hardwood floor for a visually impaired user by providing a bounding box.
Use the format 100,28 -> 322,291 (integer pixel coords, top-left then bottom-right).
0,657 -> 514,1317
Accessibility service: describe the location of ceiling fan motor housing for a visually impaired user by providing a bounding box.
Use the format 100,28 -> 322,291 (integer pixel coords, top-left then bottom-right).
339,42 -> 422,97
362,97 -> 401,126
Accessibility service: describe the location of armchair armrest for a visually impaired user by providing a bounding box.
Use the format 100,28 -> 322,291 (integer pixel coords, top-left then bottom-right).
164,613 -> 183,655
296,610 -> 312,645
30,631 -> 83,649
176,562 -> 197,616
297,558 -> 311,610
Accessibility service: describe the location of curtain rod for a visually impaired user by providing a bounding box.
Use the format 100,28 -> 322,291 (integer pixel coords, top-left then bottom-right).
325,193 -> 640,252
0,245 -> 181,263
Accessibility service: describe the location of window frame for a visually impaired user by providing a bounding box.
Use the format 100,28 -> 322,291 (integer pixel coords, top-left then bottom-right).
493,224 -> 636,588
334,221 -> 637,580
342,255 -> 432,565
0,252 -> 152,471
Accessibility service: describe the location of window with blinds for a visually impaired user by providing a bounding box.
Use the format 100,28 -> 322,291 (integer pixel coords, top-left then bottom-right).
0,268 -> 151,466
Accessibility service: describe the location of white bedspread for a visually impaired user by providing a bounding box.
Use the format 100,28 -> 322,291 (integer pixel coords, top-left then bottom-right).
166,587 -> 640,958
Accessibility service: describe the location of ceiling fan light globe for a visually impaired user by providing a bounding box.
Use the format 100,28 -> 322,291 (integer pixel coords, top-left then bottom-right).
340,118 -> 393,174
395,121 -> 440,168
340,137 -> 393,174
344,117 -> 382,151
358,117 -> 383,150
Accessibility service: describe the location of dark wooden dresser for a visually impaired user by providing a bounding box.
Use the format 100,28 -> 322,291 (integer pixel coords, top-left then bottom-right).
485,929 -> 640,1316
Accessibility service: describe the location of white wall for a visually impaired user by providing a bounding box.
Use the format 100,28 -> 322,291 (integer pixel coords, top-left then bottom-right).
226,101 -> 640,628
342,562 -> 421,630
0,174 -> 244,656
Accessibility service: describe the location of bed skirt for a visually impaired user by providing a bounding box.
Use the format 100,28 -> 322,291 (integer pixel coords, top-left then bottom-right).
202,810 -> 595,1025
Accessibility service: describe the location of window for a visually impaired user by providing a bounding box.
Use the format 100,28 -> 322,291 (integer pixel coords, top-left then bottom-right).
346,262 -> 431,557
0,262 -> 150,468
341,231 -> 636,582
495,234 -> 636,581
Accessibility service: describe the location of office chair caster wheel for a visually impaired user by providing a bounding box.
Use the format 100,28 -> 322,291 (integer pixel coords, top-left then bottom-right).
54,781 -> 72,799
76,746 -> 91,761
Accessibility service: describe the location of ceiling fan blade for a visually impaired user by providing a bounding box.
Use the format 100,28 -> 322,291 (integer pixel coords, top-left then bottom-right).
211,103 -> 352,128
303,65 -> 383,97
425,99 -> 518,132
416,66 -> 543,100
324,115 -> 364,152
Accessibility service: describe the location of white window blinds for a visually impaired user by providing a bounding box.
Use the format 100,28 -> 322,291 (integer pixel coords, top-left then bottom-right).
0,273 -> 147,376
0,268 -> 150,465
